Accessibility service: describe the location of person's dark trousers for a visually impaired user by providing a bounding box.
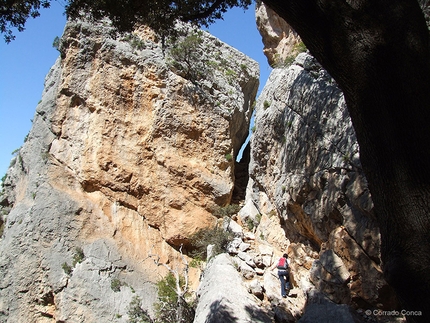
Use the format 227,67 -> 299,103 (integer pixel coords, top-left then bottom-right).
278,270 -> 289,297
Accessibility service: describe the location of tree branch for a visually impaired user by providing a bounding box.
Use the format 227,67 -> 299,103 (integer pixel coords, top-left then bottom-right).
181,0 -> 226,22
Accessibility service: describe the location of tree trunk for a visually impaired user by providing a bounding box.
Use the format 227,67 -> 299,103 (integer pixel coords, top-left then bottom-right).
262,0 -> 430,321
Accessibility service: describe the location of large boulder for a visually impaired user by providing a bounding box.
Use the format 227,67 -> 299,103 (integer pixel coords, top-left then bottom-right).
193,253 -> 272,323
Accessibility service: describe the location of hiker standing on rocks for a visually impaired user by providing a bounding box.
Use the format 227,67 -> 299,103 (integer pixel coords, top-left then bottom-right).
272,253 -> 290,297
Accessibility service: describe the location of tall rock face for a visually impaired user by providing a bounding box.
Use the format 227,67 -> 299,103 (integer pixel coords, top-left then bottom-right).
255,0 -> 301,67
248,4 -> 400,317
0,20 -> 258,322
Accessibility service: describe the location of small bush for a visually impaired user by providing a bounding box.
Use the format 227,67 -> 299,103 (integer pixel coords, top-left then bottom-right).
212,204 -> 241,218
190,225 -> 234,260
224,69 -> 237,84
154,274 -> 194,323
255,213 -> 262,224
124,34 -> 145,50
189,256 -> 203,268
246,213 -> 262,231
52,36 -> 60,51
246,218 -> 255,231
166,31 -> 206,83
127,296 -> 153,323
263,100 -> 271,109
157,273 -> 182,304
62,262 -> 72,275
225,153 -> 233,161
294,41 -> 307,53
111,278 -> 123,292
72,247 -> 85,266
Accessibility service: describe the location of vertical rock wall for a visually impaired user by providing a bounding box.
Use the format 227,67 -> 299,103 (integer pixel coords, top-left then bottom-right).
250,4 -> 400,315
0,20 -> 258,322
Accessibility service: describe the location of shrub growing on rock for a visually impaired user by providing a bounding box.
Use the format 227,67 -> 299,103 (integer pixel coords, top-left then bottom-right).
154,273 -> 195,323
189,225 -> 234,260
127,296 -> 153,323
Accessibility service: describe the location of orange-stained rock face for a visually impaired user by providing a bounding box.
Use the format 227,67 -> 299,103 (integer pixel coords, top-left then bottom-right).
255,1 -> 302,67
48,21 -> 258,248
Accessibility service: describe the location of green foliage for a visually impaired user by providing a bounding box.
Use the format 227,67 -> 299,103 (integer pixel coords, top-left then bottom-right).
246,213 -> 262,231
263,100 -> 271,109
167,31 -> 207,83
124,33 -> 146,50
1,0 -> 51,42
72,247 -> 85,266
156,273 -> 181,304
255,213 -> 262,224
225,153 -> 233,161
52,36 -> 60,51
111,278 -> 123,292
211,204 -> 240,218
224,68 -> 237,84
127,296 -> 153,323
246,217 -> 255,231
294,41 -> 307,53
281,135 -> 286,144
62,262 -> 72,275
189,225 -> 234,260
153,273 -> 194,323
2,0 -> 252,42
166,28 -> 246,88
65,0 -> 252,39
61,247 -> 85,276
189,256 -> 203,268
271,41 -> 308,68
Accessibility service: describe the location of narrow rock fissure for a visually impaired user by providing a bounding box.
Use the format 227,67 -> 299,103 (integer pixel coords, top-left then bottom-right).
232,141 -> 250,204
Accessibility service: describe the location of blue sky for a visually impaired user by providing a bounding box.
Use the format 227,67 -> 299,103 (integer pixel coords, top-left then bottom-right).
0,2 -> 270,179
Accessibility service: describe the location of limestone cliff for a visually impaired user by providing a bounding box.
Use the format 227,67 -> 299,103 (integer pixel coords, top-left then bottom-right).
188,5 -> 405,323
192,50 -> 401,320
0,20 -> 258,322
243,3 -> 399,320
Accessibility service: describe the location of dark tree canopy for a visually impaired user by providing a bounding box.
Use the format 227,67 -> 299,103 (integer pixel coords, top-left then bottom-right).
66,0 -> 251,35
1,0 -> 51,42
1,0 -> 251,42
